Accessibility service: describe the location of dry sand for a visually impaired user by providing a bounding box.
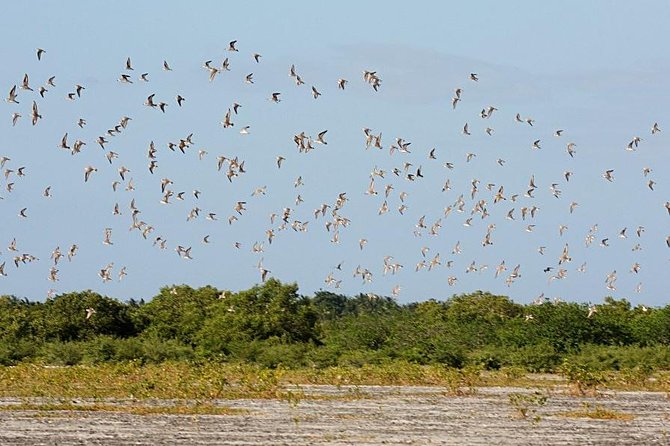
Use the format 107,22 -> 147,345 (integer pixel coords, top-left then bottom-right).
1,385 -> 669,445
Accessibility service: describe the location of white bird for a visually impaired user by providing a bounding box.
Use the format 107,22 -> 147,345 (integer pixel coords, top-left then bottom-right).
84,166 -> 97,182
314,130 -> 328,144
6,86 -> 19,103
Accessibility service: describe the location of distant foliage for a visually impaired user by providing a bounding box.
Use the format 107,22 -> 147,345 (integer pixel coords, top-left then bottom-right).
0,284 -> 669,370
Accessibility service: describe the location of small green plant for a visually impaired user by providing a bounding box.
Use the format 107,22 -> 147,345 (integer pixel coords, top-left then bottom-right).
281,387 -> 305,408
508,391 -> 548,422
560,359 -> 606,396
501,366 -> 526,382
619,365 -> 653,388
441,365 -> 481,396
238,366 -> 283,396
559,402 -> 634,420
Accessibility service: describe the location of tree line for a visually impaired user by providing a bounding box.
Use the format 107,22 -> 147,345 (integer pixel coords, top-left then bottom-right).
1,279 -> 669,371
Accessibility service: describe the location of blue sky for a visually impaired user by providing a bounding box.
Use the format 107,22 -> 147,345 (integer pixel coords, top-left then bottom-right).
0,1 -> 669,305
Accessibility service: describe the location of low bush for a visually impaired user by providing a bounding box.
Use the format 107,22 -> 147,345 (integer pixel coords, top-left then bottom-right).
1,286 -> 669,373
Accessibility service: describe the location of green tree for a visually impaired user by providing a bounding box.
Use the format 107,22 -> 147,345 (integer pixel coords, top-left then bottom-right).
590,297 -> 635,345
629,305 -> 670,346
520,302 -> 593,352
138,285 -> 220,345
37,291 -> 135,342
443,291 -> 523,348
0,296 -> 38,341
312,290 -> 349,320
196,279 -> 318,357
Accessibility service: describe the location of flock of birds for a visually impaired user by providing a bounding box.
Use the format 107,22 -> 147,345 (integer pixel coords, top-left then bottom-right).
1,41 -> 669,311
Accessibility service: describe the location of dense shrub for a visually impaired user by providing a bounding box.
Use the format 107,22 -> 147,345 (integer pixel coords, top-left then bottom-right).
1,284 -> 669,372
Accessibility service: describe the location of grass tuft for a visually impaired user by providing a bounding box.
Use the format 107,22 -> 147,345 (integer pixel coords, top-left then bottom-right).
557,403 -> 634,421
0,401 -> 247,416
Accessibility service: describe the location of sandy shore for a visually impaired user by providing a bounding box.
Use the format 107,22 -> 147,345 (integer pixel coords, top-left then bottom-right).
1,385 -> 669,445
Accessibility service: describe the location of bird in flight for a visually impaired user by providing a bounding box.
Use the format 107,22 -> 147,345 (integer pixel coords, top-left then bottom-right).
0,41 -> 664,307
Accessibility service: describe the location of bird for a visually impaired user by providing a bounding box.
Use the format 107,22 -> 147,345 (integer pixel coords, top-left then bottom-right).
31,101 -> 41,125
145,94 -> 157,107
0,35 -> 666,315
222,109 -> 234,127
315,130 -> 328,144
588,305 -> 598,318
7,86 -> 19,103
176,245 -> 193,260
21,74 -> 33,91
84,166 -> 97,182
103,228 -> 113,245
